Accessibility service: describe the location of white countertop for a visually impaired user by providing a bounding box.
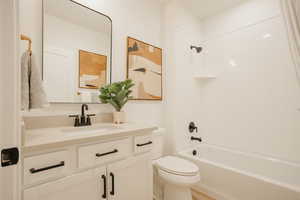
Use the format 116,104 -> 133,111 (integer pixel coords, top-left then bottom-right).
23,123 -> 158,152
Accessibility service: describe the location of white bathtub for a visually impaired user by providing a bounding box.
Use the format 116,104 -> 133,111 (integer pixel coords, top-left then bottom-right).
179,144 -> 300,200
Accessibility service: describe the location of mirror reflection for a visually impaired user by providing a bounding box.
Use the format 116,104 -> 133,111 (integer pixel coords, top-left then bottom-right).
43,0 -> 112,103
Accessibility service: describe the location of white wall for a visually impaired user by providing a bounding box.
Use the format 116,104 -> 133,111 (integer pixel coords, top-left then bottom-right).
19,0 -> 164,126
165,0 -> 300,163
162,0 -> 204,154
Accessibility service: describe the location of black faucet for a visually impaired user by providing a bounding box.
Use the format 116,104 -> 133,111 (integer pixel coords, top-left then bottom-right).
81,104 -> 89,125
191,136 -> 202,142
69,104 -> 95,127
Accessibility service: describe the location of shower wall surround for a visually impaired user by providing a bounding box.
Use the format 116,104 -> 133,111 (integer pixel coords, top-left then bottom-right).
163,0 -> 300,198
19,0 -> 164,126
163,0 -> 300,162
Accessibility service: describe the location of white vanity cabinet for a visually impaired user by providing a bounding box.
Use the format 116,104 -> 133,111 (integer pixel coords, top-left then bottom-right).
107,153 -> 153,200
22,133 -> 155,200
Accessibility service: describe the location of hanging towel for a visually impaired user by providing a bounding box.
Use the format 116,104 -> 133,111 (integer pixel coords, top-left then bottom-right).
21,51 -> 48,110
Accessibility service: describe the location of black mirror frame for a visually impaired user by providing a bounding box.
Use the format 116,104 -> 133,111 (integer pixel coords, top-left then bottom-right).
42,0 -> 113,104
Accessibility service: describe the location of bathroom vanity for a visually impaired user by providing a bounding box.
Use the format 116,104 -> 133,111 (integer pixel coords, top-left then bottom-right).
22,122 -> 157,200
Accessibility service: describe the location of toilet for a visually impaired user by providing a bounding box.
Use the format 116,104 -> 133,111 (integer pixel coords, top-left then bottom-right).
154,156 -> 200,200
152,129 -> 200,200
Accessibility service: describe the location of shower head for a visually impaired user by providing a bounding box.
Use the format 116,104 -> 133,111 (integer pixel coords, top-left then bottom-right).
190,45 -> 202,53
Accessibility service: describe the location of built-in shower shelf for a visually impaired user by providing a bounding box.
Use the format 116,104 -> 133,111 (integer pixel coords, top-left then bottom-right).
194,74 -> 216,79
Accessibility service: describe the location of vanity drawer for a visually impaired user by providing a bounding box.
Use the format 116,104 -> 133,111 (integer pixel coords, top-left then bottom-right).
134,135 -> 153,154
24,150 -> 69,186
78,138 -> 132,168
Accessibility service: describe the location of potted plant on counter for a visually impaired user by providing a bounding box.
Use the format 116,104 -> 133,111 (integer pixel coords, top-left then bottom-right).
99,79 -> 134,124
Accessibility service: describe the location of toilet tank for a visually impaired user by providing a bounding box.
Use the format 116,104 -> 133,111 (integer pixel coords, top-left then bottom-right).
152,128 -> 165,160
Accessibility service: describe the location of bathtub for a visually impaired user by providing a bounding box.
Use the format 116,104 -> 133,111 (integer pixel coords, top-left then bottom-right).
179,144 -> 300,200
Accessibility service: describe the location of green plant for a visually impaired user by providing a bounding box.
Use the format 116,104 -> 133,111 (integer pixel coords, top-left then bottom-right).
99,79 -> 135,112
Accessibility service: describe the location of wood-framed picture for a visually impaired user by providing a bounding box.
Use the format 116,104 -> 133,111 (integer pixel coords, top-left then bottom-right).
79,49 -> 107,89
126,37 -> 163,100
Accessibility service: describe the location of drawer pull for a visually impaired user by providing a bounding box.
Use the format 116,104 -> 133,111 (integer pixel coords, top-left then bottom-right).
136,141 -> 153,147
29,161 -> 65,174
101,175 -> 107,198
110,172 -> 115,195
96,149 -> 118,157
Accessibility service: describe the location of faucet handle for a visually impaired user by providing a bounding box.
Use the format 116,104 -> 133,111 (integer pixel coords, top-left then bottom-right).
86,114 -> 96,126
69,115 -> 80,127
189,122 -> 198,133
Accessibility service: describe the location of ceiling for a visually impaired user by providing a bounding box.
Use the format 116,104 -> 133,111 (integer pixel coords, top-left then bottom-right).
177,0 -> 249,19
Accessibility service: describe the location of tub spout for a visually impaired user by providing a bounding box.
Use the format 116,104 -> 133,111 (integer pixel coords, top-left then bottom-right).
191,136 -> 202,142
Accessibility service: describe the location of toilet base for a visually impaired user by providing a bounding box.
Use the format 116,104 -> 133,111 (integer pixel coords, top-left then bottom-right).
164,184 -> 192,200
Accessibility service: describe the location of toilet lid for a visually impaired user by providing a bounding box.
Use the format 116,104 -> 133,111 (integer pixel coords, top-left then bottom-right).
155,156 -> 199,176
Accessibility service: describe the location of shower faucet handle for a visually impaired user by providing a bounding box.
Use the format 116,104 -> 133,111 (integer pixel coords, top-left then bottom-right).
189,122 -> 198,133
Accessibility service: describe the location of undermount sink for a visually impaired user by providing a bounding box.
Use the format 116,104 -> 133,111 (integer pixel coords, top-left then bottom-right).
61,124 -> 121,136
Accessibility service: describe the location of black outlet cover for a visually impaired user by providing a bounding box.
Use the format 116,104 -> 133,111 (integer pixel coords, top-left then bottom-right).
1,147 -> 19,167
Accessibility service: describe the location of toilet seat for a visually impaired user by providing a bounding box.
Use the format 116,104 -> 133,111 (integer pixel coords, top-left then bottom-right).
155,156 -> 199,176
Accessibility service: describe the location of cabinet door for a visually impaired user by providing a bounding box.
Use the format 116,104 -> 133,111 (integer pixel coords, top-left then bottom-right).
107,153 -> 153,200
24,167 -> 106,200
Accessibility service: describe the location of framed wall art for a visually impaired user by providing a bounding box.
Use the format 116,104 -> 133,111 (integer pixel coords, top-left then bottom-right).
126,37 -> 162,100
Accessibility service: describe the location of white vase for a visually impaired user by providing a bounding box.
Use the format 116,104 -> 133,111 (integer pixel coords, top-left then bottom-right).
113,111 -> 125,124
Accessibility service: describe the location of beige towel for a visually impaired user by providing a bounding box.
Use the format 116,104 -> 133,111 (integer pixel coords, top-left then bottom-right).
21,51 -> 48,110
